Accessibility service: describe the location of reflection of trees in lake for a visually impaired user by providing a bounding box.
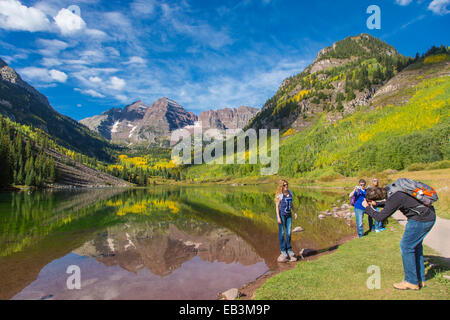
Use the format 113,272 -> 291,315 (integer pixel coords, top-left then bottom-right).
69,186 -> 353,272
177,186 -> 352,247
0,186 -> 353,299
0,188 -> 127,257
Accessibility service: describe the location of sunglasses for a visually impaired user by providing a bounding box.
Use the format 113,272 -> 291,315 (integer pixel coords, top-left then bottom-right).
283,184 -> 288,187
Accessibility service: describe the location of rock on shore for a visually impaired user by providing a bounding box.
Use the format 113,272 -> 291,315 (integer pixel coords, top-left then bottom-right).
219,288 -> 241,300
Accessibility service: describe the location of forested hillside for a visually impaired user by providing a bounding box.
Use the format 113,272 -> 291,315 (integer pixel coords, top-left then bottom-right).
182,48 -> 450,182
248,34 -> 414,131
0,117 -> 56,189
0,115 -> 131,189
0,58 -> 119,161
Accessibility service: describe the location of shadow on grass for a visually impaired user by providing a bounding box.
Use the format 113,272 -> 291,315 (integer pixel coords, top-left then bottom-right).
424,255 -> 450,282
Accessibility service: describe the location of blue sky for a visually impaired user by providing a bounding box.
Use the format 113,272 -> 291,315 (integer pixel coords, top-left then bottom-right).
0,0 -> 449,120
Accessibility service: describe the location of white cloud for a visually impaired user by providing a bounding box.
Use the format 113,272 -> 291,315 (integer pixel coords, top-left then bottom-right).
130,0 -> 156,16
85,28 -> 108,39
75,88 -> 105,98
109,76 -> 126,91
0,0 -> 51,32
37,38 -> 69,57
41,57 -> 62,67
428,0 -> 450,14
84,89 -> 105,98
49,69 -> 68,82
161,2 -> 234,50
53,8 -> 86,35
80,50 -> 105,61
395,0 -> 450,14
124,56 -> 146,65
395,0 -> 413,5
115,94 -> 129,103
19,67 -> 68,83
89,76 -> 102,83
1,52 -> 28,64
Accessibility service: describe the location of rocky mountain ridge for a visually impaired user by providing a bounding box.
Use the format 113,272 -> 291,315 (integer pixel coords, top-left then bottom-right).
0,58 -> 116,161
80,99 -> 259,146
80,97 -> 198,146
248,33 -> 411,132
198,106 -> 259,130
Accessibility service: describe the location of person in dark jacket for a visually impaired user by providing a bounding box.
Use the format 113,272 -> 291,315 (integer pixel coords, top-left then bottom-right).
367,178 -> 386,232
363,188 -> 436,291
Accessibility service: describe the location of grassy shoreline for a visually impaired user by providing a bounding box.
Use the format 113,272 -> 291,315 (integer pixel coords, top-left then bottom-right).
253,221 -> 449,300
249,168 -> 450,300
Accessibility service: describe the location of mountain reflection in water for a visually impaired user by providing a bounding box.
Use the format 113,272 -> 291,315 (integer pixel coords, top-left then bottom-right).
0,186 -> 353,300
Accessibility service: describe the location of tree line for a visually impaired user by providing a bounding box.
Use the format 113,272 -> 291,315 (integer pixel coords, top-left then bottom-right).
0,117 -> 56,189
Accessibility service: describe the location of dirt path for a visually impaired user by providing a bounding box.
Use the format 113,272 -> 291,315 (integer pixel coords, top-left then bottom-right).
392,211 -> 450,259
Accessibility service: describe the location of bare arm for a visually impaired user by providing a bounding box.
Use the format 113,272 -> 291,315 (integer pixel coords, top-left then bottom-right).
291,202 -> 298,219
349,186 -> 358,198
275,198 -> 281,224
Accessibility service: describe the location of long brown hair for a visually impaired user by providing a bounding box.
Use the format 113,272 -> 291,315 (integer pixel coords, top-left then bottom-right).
275,179 -> 288,203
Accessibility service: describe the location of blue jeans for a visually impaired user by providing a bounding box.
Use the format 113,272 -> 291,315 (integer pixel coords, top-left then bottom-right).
368,207 -> 384,231
278,215 -> 292,253
354,208 -> 365,238
400,219 -> 435,285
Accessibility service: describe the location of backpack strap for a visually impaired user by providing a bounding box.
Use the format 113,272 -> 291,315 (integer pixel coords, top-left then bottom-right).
409,204 -> 432,217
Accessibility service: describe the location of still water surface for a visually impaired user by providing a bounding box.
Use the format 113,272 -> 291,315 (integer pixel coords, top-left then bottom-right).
0,186 -> 353,300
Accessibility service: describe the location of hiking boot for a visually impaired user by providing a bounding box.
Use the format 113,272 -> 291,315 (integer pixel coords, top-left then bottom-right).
393,281 -> 419,290
277,252 -> 289,263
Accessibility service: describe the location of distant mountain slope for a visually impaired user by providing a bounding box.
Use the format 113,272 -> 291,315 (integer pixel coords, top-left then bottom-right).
276,57 -> 449,179
45,147 -> 132,188
136,97 -> 197,143
247,34 -> 411,132
198,106 -> 259,130
0,58 -> 117,161
80,100 -> 149,141
183,48 -> 450,182
81,99 -> 259,145
81,98 -> 197,146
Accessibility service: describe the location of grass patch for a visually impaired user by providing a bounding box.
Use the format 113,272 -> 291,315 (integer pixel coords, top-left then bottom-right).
254,221 -> 449,300
407,160 -> 450,172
